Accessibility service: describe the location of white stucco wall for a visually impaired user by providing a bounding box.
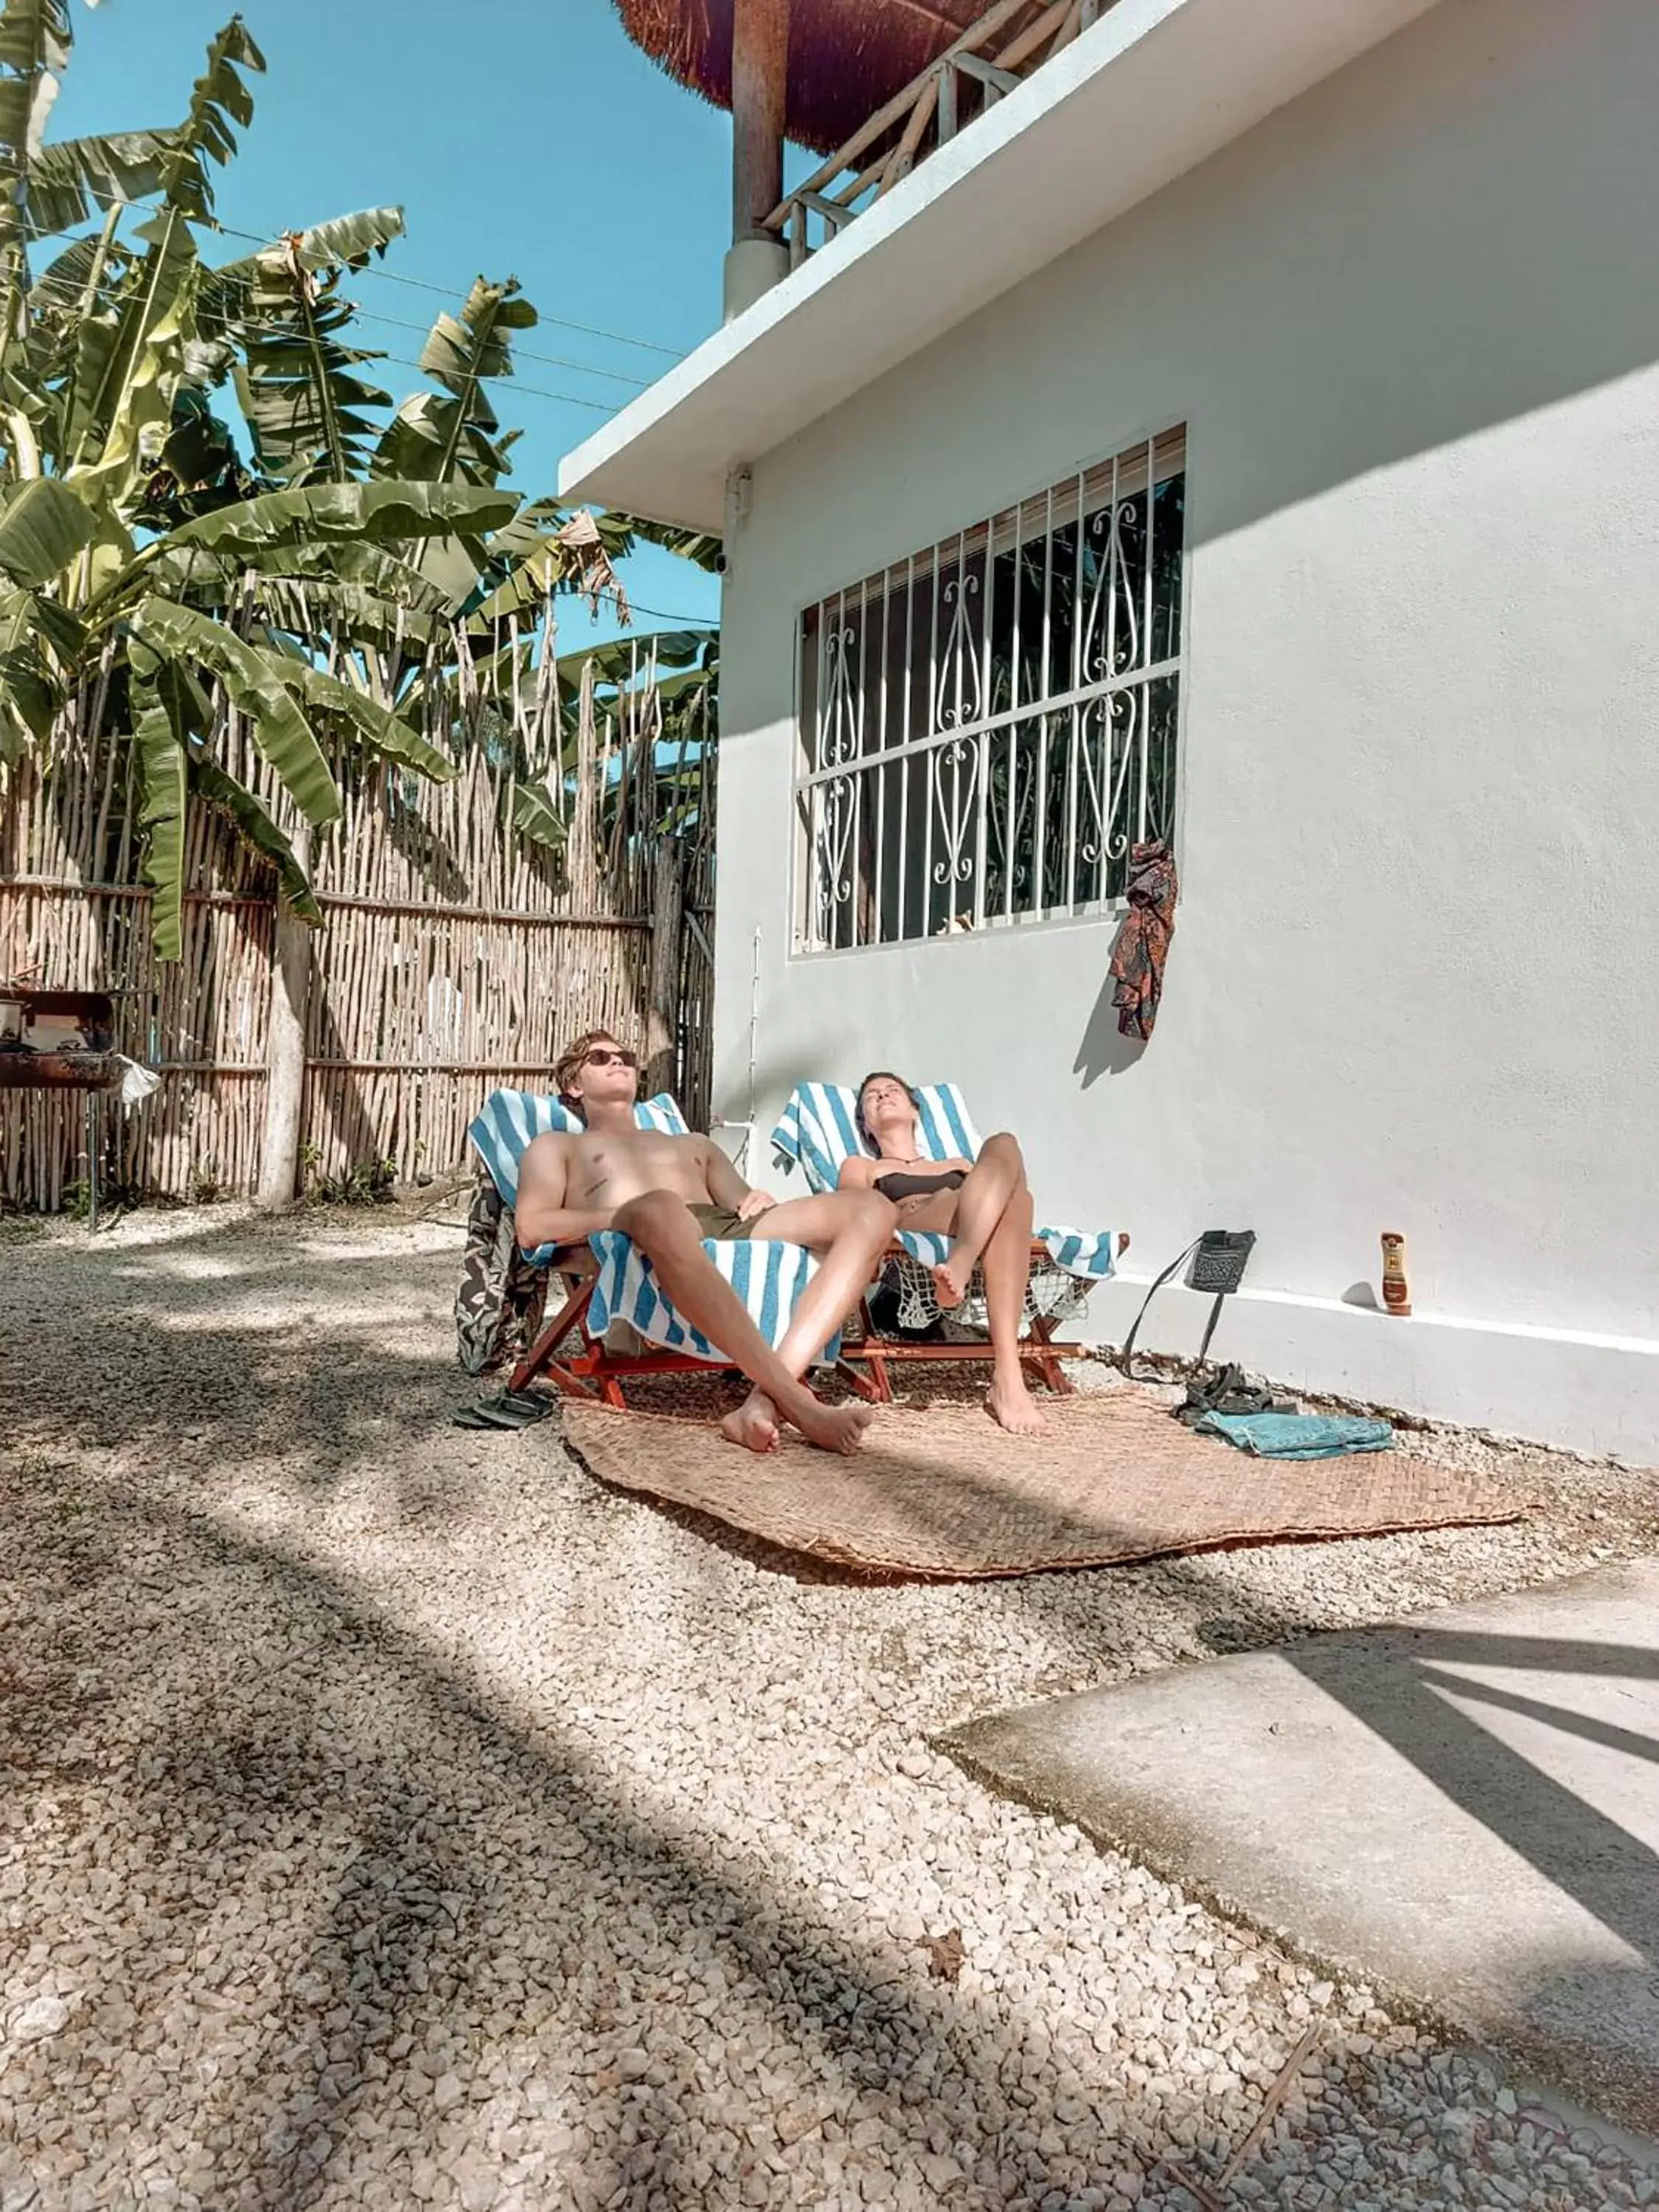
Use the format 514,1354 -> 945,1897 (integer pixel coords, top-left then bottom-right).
710,0 -> 1659,1457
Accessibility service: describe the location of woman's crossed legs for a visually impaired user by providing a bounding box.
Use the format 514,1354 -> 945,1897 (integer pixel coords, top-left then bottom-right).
921,1133 -> 1048,1436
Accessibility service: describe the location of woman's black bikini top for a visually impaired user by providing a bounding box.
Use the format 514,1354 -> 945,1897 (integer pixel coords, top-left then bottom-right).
872,1166 -> 967,1203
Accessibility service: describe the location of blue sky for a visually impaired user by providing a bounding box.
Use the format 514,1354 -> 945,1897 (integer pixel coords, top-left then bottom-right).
53,0 -> 742,645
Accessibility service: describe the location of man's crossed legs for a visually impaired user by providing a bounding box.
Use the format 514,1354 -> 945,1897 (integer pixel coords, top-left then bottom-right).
609,1188 -> 899,1453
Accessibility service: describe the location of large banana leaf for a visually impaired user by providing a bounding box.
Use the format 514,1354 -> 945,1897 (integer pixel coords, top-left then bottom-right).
234,240 -> 392,482
201,204 -> 406,320
134,686 -> 188,959
372,277 -> 534,490
147,533 -> 448,621
23,231 -> 128,402
0,585 -> 57,751
156,15 -> 262,221
193,754 -> 320,922
467,509 -> 628,628
255,577 -> 450,655
131,594 -> 341,827
24,127 -> 175,238
278,204 -> 407,275
554,628 -> 714,689
0,68 -> 57,177
66,204 -> 199,487
0,0 -> 69,74
167,478 -> 517,555
615,515 -> 725,574
275,657 -> 456,782
147,651 -> 216,750
0,476 -> 95,585
483,495 -> 568,562
0,1 -> 63,279
511,782 -> 568,854
275,538 -> 450,614
560,509 -> 723,577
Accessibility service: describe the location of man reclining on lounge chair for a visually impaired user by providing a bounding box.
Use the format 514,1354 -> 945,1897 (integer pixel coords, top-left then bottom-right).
515,1030 -> 899,1455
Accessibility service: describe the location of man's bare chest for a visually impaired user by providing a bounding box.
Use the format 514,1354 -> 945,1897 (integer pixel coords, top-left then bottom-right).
571,1130 -> 703,1198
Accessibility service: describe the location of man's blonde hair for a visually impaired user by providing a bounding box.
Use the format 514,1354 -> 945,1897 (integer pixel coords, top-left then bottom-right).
554,1029 -> 625,1109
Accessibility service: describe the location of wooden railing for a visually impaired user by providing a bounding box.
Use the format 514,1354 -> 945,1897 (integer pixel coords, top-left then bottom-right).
762,0 -> 1116,268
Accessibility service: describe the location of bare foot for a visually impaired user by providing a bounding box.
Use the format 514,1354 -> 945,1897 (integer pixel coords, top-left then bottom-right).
986,1373 -> 1047,1435
720,1390 -> 782,1455
931,1259 -> 970,1310
788,1394 -> 877,1455
1117,1232 -> 1131,1256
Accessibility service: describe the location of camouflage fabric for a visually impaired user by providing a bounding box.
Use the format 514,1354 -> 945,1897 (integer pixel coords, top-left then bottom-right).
454,1166 -> 549,1376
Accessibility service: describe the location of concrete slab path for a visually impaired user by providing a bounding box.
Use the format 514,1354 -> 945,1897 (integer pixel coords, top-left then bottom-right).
943,1559 -> 1659,2139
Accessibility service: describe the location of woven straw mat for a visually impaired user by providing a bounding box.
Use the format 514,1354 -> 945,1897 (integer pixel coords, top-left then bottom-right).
560,1388 -> 1528,1579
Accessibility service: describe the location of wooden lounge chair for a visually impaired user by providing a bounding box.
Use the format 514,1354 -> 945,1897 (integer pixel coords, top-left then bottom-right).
768,1082 -> 1124,1402
466,1090 -> 863,1408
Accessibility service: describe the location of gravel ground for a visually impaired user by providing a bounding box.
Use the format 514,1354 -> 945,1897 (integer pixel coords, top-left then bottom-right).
2,1202 -> 1657,2212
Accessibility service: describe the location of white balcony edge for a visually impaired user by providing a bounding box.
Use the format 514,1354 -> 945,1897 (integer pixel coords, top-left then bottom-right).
559,0 -> 1445,532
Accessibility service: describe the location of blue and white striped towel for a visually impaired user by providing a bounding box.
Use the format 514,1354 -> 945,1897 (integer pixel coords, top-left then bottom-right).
768,1081 -> 1121,1281
466,1088 -> 836,1365
469,1088 -> 690,1204
586,1230 -> 834,1366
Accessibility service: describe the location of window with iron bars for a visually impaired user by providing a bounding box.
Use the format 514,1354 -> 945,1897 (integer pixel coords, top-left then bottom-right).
794,427 -> 1186,953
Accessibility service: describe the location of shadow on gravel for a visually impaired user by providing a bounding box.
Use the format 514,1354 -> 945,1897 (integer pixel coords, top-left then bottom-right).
1,1460 -> 1291,2212
4,1221 -> 485,1521
763,1442 -> 1659,2146
5,1223 -> 1649,2210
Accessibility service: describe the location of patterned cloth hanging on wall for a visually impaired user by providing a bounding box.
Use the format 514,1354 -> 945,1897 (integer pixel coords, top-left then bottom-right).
1107,838 -> 1179,1041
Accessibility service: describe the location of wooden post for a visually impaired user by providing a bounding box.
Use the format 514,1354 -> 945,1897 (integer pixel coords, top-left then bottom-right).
643,839 -> 684,1102
256,832 -> 312,1209
731,0 -> 789,241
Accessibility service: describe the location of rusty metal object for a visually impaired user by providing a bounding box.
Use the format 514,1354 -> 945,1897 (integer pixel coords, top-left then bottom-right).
0,1051 -> 122,1091
0,987 -> 122,1091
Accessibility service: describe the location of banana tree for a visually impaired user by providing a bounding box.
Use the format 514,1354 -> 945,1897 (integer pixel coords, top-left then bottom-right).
0,0 -> 718,957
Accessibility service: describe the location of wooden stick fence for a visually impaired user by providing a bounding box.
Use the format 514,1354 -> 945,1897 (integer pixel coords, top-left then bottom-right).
1,628 -> 717,1211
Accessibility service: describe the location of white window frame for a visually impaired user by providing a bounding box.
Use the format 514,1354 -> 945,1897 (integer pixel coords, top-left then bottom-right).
791,425 -> 1188,957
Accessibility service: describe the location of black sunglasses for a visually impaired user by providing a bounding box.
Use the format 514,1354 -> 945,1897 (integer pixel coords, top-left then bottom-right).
583,1046 -> 638,1069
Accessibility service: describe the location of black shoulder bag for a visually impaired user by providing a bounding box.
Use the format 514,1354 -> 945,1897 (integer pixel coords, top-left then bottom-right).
1117,1229 -> 1256,1380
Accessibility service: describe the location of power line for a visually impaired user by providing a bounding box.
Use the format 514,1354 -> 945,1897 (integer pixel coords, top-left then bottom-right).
341,257 -> 686,361
368,349 -> 624,414
347,304 -> 651,389
13,260 -> 634,414
584,598 -> 717,629
32,191 -> 690,361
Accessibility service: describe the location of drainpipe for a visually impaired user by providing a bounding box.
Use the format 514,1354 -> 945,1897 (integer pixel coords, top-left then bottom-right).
725,0 -> 790,322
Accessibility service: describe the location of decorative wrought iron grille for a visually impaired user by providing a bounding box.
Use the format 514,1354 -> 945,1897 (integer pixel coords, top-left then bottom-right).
794,427 -> 1186,953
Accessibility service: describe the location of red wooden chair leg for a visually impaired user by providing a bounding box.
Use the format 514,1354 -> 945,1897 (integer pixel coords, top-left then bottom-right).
837,1359 -> 881,1402
509,1278 -> 599,1394
498,1239 -> 1096,1421
1024,1312 -> 1075,1395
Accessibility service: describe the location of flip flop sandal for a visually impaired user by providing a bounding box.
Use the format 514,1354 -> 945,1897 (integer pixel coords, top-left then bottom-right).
452,1391 -> 557,1431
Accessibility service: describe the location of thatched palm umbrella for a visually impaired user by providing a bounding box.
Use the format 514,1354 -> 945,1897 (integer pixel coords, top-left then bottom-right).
613,0 -> 987,162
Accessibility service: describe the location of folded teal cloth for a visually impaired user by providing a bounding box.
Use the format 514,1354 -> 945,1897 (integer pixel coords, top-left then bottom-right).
1194,1411 -> 1395,1458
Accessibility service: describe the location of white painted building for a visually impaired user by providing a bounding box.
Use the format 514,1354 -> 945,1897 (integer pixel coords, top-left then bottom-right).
564,0 -> 1659,1460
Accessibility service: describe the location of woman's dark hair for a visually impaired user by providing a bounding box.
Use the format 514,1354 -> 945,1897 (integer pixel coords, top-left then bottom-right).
855,1070 -> 919,1152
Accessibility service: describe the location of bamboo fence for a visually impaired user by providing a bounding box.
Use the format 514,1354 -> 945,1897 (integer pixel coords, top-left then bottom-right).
1,630 -> 717,1211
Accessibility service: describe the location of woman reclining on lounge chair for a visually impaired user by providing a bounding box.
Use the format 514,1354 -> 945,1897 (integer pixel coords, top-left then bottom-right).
838,1072 -> 1050,1436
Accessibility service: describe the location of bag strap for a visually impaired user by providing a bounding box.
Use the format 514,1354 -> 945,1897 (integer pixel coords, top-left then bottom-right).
1194,1291 -> 1228,1368
1117,1237 -> 1200,1381
1119,1242 -> 1238,1380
